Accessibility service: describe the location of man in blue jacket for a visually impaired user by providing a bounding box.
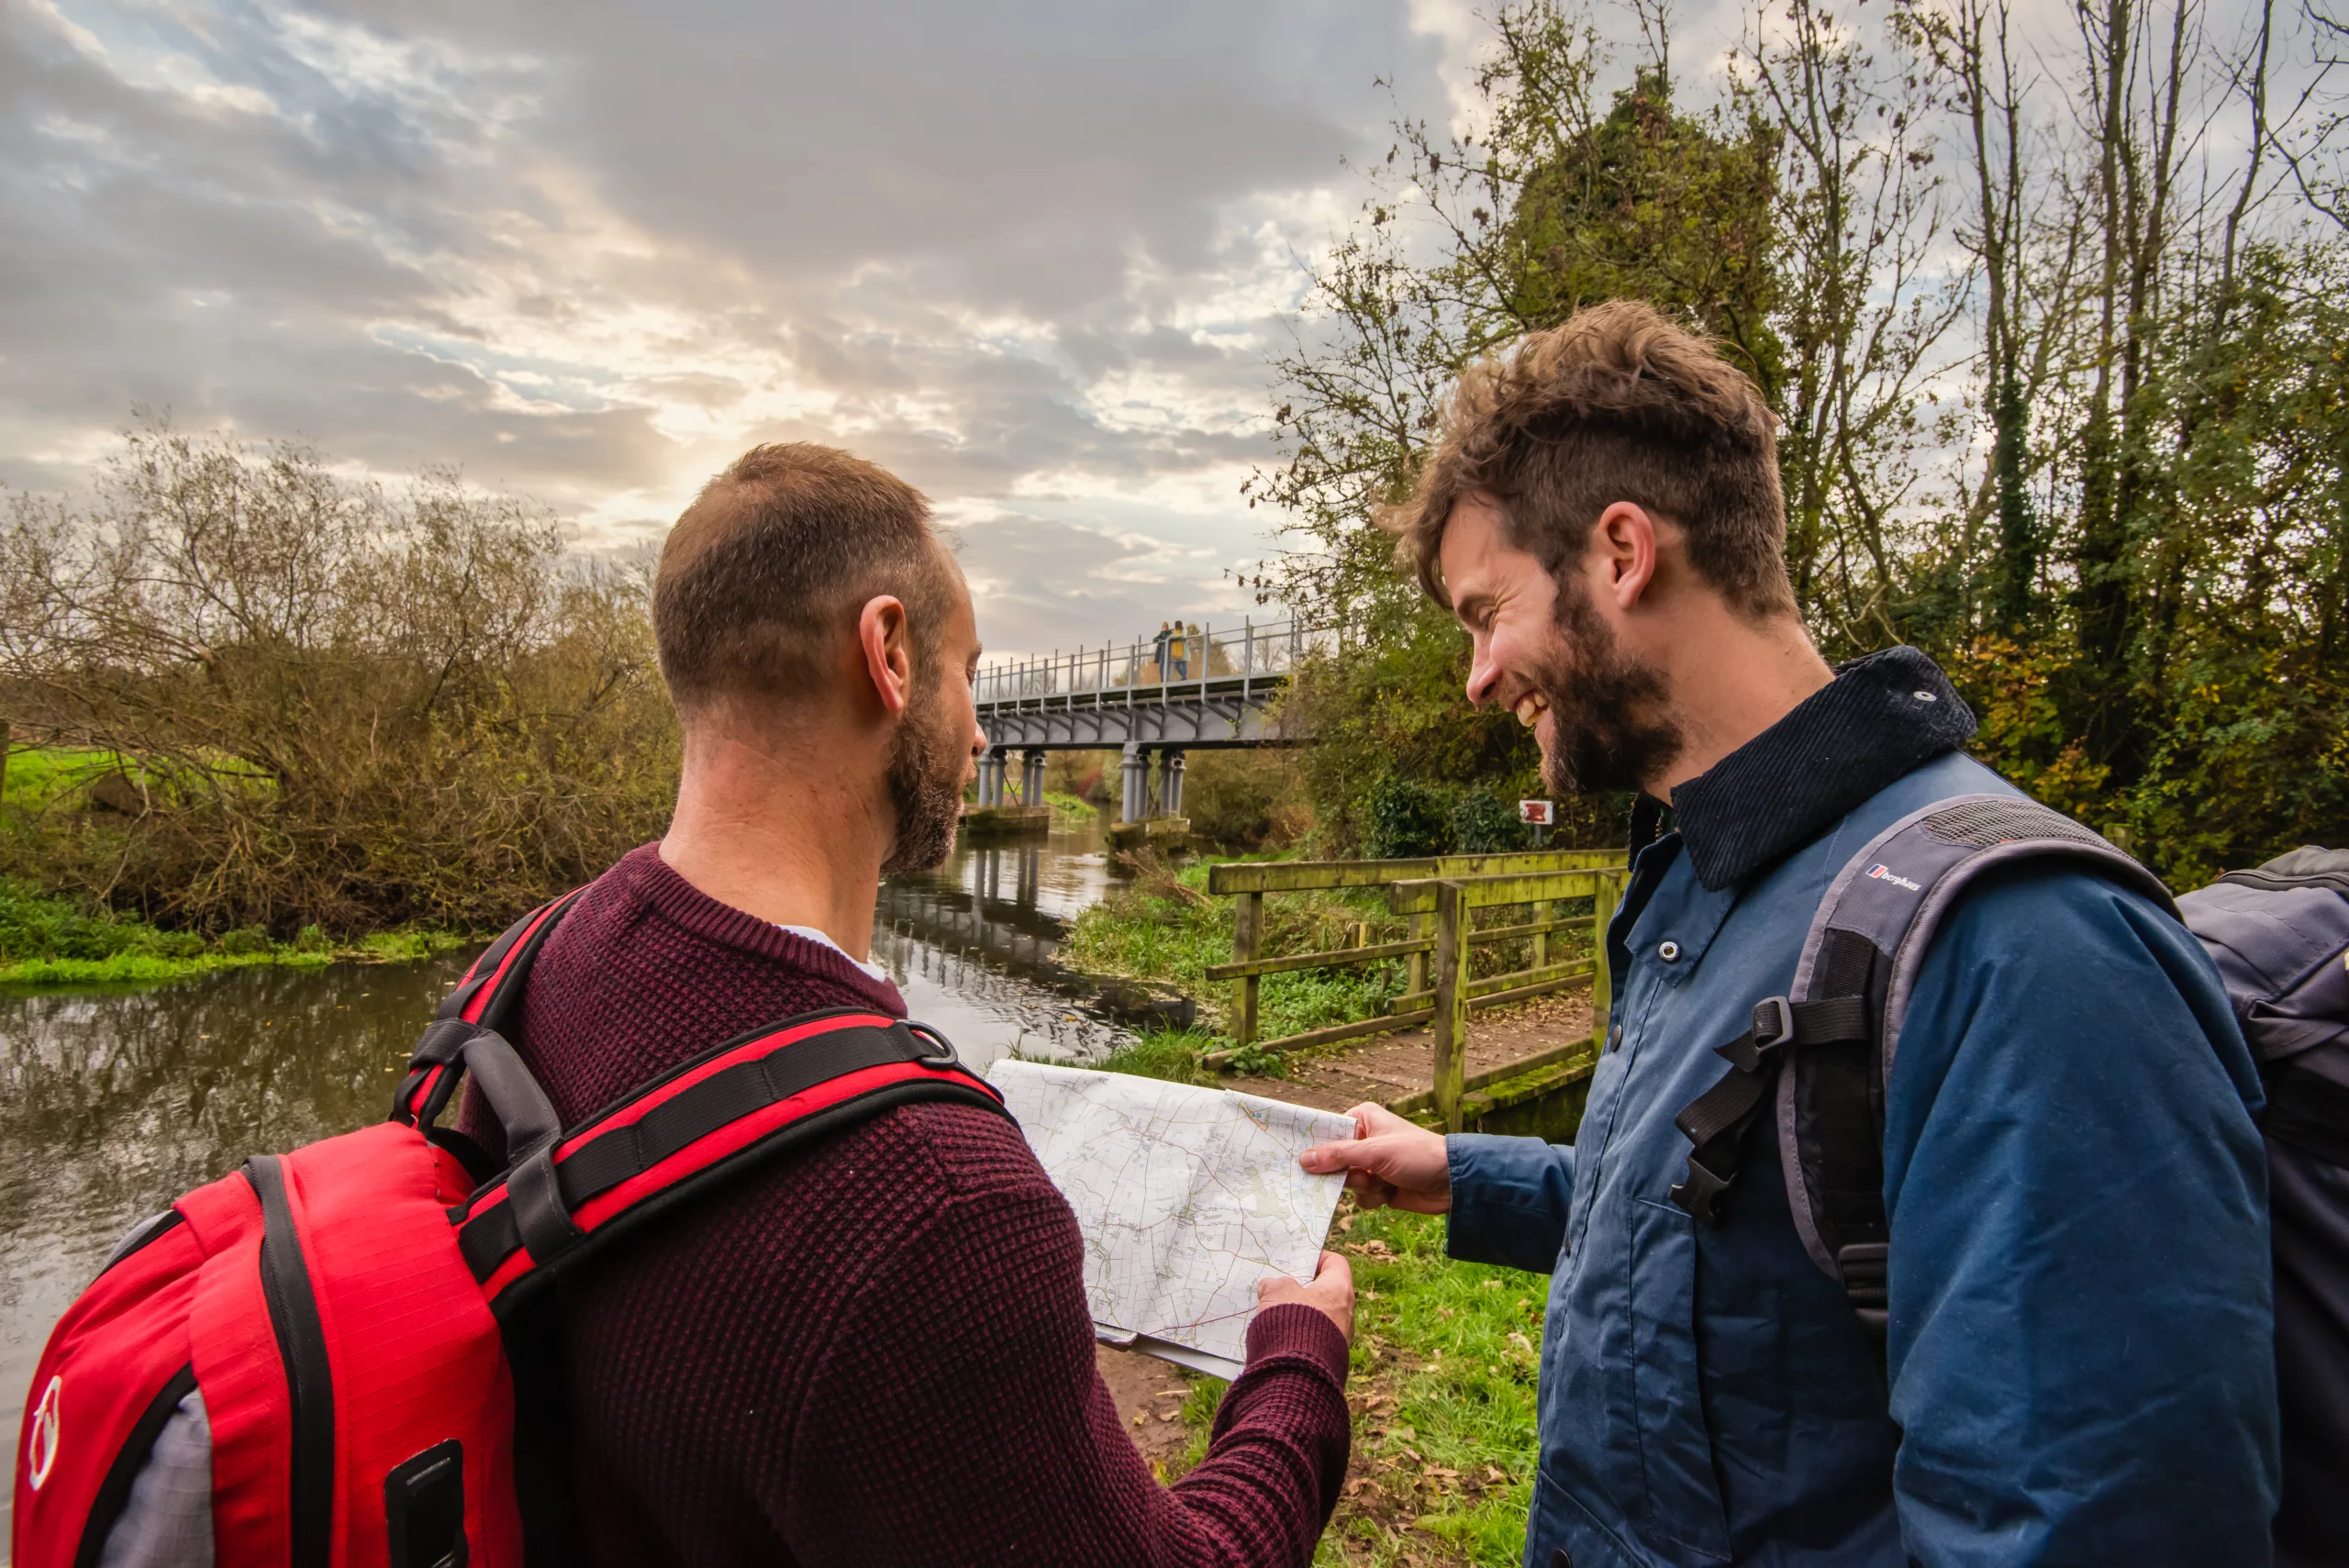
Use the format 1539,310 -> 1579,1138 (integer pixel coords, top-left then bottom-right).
1299,301 -> 2277,1565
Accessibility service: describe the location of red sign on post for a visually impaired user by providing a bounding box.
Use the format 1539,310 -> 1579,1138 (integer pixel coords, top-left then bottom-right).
1519,799 -> 1554,826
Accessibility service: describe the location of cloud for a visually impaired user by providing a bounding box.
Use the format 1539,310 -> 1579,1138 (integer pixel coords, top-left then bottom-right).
0,0 -> 1459,658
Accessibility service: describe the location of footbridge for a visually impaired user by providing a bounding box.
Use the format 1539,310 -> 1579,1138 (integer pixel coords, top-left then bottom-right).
972,617 -> 1331,826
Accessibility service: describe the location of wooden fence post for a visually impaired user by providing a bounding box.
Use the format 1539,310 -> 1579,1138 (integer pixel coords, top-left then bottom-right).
1433,880 -> 1470,1133
1530,897 -> 1550,970
1588,871 -> 1621,1057
1406,910 -> 1428,996
1232,891 -> 1264,1048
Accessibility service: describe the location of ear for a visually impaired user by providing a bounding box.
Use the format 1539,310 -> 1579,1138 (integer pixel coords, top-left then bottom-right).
857,595 -> 914,718
1590,502 -> 1660,612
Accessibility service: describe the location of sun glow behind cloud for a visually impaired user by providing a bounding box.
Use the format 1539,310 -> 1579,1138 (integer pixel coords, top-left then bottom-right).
0,0 -> 1481,659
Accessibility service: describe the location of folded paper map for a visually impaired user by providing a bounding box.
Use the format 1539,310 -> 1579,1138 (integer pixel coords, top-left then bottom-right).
985,1060 -> 1359,1379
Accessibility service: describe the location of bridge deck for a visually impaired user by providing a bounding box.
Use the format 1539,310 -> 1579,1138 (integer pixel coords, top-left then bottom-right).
974,617 -> 1328,751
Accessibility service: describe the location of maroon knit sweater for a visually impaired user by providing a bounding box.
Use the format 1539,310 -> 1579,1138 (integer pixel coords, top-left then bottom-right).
466,845 -> 1351,1567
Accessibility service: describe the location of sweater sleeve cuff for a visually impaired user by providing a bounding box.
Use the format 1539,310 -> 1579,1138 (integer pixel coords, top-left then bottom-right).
1243,1302 -> 1350,1384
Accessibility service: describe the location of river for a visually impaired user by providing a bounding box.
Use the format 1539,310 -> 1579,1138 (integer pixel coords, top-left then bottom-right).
0,807 -> 1148,1539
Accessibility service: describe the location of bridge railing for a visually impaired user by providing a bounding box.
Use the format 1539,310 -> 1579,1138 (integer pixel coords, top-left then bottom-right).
973,617 -> 1337,706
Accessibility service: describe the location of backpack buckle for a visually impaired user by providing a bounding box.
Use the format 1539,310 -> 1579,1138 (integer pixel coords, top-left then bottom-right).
1669,1154 -> 1736,1228
905,1021 -> 963,1069
1716,995 -> 1797,1073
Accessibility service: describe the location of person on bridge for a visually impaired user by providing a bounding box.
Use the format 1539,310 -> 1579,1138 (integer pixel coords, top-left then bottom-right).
462,442 -> 1353,1567
1152,618 -> 1173,683
1169,617 -> 1191,680
1297,302 -> 2276,1567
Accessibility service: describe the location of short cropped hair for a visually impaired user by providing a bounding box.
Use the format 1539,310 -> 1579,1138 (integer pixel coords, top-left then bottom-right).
653,443 -> 956,717
1381,300 -> 1793,617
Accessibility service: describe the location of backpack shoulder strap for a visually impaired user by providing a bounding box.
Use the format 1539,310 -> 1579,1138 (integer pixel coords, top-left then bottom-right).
390,888 -> 589,1139
1671,793 -> 2172,1338
449,1007 -> 1008,1315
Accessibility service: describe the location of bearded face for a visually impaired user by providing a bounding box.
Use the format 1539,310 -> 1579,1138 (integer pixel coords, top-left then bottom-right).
1524,570 -> 1684,797
881,665 -> 970,874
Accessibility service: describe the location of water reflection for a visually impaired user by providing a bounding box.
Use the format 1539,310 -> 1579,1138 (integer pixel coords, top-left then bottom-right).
0,954 -> 471,1537
876,807 -> 1184,1066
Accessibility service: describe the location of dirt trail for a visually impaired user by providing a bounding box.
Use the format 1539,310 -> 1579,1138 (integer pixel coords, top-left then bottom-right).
1097,1345 -> 1202,1471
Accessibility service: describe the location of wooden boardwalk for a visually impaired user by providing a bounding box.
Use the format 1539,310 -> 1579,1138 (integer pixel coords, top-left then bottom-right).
1227,989 -> 1599,1123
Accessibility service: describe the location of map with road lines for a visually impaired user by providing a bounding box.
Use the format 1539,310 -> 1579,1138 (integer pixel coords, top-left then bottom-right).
986,1060 -> 1357,1378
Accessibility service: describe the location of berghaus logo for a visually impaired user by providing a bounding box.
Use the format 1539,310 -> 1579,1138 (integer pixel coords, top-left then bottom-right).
1867,863 -> 1924,892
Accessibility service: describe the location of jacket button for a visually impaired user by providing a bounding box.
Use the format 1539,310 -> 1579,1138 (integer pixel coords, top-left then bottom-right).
1552,1552 -> 1574,1568
1608,1024 -> 1623,1051
1658,940 -> 1682,962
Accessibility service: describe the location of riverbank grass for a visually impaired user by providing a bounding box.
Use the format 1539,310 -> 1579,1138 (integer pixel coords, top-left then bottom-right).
1063,852 -> 1411,1052
0,879 -> 468,986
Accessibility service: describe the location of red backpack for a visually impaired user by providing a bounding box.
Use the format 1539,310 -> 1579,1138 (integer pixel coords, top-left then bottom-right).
13,892 -> 1005,1568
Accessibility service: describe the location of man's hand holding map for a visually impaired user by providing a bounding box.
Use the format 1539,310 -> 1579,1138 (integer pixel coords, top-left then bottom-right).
985,1060 -> 1361,1378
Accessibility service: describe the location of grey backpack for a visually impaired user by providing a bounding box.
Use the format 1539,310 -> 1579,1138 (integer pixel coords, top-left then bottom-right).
1666,796 -> 2347,1562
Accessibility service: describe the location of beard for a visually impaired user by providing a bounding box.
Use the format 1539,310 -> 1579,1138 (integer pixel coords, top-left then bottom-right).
1525,576 -> 1684,797
881,676 -> 970,875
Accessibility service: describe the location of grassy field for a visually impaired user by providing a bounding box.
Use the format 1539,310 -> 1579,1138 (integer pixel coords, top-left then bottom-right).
1097,1028 -> 1544,1567
3,746 -> 124,812
0,877 -> 469,985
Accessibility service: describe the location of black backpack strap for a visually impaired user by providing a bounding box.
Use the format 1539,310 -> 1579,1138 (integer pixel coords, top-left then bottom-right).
391,890 -> 590,1138
449,1008 -> 1008,1316
1670,793 -> 2174,1340
1669,995 -> 1869,1226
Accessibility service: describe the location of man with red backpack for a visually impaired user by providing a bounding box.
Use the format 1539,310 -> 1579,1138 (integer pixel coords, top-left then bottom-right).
17,443 -> 1353,1568
459,442 -> 1356,1563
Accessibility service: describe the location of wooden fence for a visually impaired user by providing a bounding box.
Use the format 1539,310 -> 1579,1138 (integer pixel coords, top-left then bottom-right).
1389,868 -> 1625,1130
1199,851 -> 1627,1096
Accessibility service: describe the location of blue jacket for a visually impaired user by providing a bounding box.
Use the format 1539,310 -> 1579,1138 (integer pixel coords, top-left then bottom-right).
1446,650 -> 2277,1567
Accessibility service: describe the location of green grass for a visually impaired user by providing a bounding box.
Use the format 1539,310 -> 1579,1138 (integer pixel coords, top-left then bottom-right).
1091,1026 -> 1219,1084
2,746 -> 123,811
1045,790 -> 1099,820
0,877 -> 468,986
1309,1201 -> 1542,1566
1062,852 -> 1415,1048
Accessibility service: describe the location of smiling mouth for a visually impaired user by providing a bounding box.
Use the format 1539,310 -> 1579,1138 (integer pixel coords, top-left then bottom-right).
1512,690 -> 1550,728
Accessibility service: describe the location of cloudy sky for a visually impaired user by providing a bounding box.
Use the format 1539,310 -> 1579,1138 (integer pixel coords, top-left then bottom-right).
0,0 -> 1556,660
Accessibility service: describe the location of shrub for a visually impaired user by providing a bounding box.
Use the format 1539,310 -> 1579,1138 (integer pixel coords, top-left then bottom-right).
0,420 -> 679,933
1181,751 -> 1311,850
1451,787 -> 1521,853
1364,774 -> 1453,860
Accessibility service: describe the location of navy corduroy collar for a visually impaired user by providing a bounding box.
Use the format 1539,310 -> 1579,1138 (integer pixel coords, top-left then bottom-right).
1631,646 -> 1978,891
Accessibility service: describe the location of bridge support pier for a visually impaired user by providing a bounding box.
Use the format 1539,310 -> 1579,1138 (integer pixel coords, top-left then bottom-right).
1022,749 -> 1048,807
1162,750 -> 1186,818
1119,742 -> 1145,823
979,748 -> 1008,807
